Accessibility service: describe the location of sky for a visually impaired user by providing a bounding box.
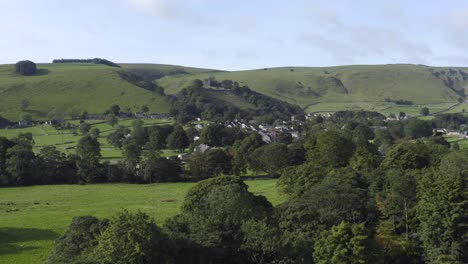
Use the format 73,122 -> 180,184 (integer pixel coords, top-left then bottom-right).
0,0 -> 467,70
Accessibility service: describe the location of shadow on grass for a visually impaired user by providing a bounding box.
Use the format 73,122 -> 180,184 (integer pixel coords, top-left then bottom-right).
0,227 -> 58,255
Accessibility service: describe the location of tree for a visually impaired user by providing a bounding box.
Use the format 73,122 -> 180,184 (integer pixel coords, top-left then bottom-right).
276,131 -> 293,144
305,130 -> 355,168
313,221 -> 369,264
76,135 -> 102,182
200,124 -> 224,147
109,104 -> 120,116
189,149 -> 232,180
106,114 -> 118,127
404,118 -> 432,139
420,107 -> 430,116
90,128 -> 100,138
5,144 -> 36,185
417,152 -> 468,263
79,122 -> 91,135
106,126 -> 130,149
139,150 -> 182,183
166,125 -> 189,150
231,132 -> 264,175
277,162 -> 327,199
165,177 -> 272,262
250,143 -> 293,176
15,60 -> 37,76
48,216 -> 109,264
122,142 -> 141,176
141,104 -> 149,113
91,211 -> 173,264
382,142 -> 430,170
240,220 -> 282,264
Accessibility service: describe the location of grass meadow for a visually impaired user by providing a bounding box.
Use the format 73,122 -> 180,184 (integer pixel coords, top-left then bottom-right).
0,180 -> 282,264
0,119 -> 175,160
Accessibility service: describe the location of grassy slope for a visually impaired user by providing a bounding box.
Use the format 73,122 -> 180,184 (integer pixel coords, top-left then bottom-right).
0,180 -> 282,264
1,63 -> 467,121
0,64 -> 172,121
156,64 -> 467,112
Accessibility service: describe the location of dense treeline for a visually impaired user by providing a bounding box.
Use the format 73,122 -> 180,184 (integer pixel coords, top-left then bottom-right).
118,71 -> 165,95
52,58 -> 120,67
169,79 -> 303,124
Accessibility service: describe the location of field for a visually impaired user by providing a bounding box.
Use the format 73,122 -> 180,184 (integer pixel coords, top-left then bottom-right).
0,64 -> 173,121
0,119 -> 176,160
0,180 -> 282,264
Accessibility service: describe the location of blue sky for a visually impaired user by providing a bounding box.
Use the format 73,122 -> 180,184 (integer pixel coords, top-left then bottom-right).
0,0 -> 467,70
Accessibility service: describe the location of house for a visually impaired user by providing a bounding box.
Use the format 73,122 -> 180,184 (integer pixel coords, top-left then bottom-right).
258,132 -> 272,143
178,153 -> 191,162
194,144 -> 211,153
18,121 -> 30,127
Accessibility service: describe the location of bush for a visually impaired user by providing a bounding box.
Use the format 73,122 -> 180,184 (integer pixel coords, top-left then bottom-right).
15,60 -> 37,76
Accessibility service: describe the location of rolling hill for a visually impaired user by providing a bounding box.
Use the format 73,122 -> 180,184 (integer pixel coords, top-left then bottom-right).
0,62 -> 467,121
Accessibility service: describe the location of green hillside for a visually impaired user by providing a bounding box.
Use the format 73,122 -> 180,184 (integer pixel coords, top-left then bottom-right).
156,64 -> 468,112
0,63 -> 174,121
1,62 -> 467,122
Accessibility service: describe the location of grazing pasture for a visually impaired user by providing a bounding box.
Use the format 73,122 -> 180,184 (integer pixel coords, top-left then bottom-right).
0,180 -> 282,264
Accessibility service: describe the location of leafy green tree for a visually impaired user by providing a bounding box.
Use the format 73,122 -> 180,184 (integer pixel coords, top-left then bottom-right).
200,124 -> 224,147
417,152 -> 468,263
48,216 -> 109,264
380,169 -> 417,235
382,142 -> 430,170
420,107 -> 430,116
305,130 -> 355,168
166,125 -> 189,150
91,211 -> 173,264
79,122 -> 91,135
109,104 -> 120,116
231,132 -> 264,175
404,118 -> 432,139
89,127 -> 100,138
0,137 -> 14,184
37,146 -> 77,184
106,126 -> 130,148
249,143 -> 293,176
313,221 -> 369,264
106,114 -> 118,127
122,142 -> 142,176
139,150 -> 181,183
15,60 -> 37,76
5,144 -> 36,185
349,140 -> 382,173
277,163 -> 327,199
189,149 -> 232,180
146,125 -> 173,150
276,131 -> 293,144
141,104 -> 149,113
240,219 -> 282,264
76,135 -> 102,182
165,177 -> 272,262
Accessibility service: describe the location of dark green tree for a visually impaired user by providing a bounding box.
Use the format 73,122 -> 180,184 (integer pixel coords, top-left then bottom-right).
313,221 -> 369,264
166,125 -> 189,150
76,135 -> 102,182
420,107 -> 430,116
15,60 -> 37,76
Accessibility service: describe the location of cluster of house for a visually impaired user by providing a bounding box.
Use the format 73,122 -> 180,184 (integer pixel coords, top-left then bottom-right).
227,120 -> 301,144
434,128 -> 468,138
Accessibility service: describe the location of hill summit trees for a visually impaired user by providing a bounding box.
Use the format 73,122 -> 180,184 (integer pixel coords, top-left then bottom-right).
15,60 -> 37,76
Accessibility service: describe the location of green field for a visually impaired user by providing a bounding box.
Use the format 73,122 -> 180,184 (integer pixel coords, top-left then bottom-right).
157,64 -> 467,111
0,180 -> 282,264
0,119 -> 175,160
0,64 -> 173,121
